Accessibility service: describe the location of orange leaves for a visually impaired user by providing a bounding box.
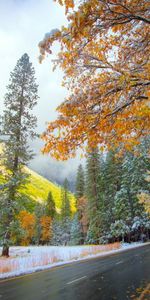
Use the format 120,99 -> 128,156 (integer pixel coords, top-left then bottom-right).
41,74 -> 150,159
56,0 -> 74,12
40,216 -> 52,242
18,211 -> 52,245
18,211 -> 35,246
39,0 -> 150,160
112,24 -> 124,33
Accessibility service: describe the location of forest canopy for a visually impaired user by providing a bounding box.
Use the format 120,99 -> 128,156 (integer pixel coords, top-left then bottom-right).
39,0 -> 150,160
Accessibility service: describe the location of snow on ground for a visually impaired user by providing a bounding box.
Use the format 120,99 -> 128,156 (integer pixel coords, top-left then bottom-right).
0,242 -> 149,279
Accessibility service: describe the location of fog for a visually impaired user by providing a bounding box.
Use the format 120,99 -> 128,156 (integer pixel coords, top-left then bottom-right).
29,139 -> 84,191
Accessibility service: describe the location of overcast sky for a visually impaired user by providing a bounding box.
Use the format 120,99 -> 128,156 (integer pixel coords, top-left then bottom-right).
0,0 -> 68,132
0,0 -> 82,185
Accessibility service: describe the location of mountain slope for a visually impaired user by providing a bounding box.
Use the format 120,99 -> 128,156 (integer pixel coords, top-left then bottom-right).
24,167 -> 76,212
0,144 -> 76,213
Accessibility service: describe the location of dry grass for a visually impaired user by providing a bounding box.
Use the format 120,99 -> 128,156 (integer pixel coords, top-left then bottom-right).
0,259 -> 19,273
0,243 -> 121,276
80,242 -> 120,257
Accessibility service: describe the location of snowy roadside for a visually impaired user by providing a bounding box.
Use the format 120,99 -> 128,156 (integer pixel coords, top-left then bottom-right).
0,242 -> 149,280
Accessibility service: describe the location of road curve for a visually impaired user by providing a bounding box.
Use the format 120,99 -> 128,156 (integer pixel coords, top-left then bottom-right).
0,244 -> 150,300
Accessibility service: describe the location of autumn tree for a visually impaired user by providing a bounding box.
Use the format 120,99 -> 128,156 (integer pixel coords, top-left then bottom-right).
40,216 -> 52,244
0,54 -> 38,256
18,210 -> 35,245
137,140 -> 150,214
34,203 -> 45,245
137,171 -> 150,214
39,0 -> 150,160
77,196 -> 88,242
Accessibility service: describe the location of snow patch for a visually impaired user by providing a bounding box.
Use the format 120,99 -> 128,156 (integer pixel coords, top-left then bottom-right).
0,242 -> 149,279
44,29 -> 60,39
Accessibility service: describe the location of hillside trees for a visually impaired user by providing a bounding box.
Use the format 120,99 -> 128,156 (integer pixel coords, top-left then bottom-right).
74,143 -> 150,244
32,191 -> 56,245
50,179 -> 72,245
39,0 -> 150,159
0,54 -> 38,256
114,144 -> 150,222
102,144 -> 150,242
40,216 -> 52,244
18,211 -> 36,246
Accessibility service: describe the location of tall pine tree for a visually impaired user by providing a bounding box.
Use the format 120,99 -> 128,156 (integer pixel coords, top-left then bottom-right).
85,147 -> 102,243
102,151 -> 122,228
0,53 -> 38,256
70,213 -> 82,245
75,164 -> 85,199
45,191 -> 56,219
114,149 -> 149,223
61,178 -> 71,220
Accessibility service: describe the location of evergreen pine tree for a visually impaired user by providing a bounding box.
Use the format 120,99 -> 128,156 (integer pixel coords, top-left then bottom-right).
85,149 -> 122,243
0,53 -> 38,256
114,148 -> 149,223
85,147 -> 102,243
102,151 -> 122,227
58,178 -> 72,244
61,178 -> 71,220
50,220 -> 63,245
86,147 -> 101,209
75,164 -> 87,242
70,213 -> 82,245
45,191 -> 56,219
50,219 -> 71,246
75,164 -> 85,199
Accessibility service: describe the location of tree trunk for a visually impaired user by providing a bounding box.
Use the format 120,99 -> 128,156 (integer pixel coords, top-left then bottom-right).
2,244 -> 9,257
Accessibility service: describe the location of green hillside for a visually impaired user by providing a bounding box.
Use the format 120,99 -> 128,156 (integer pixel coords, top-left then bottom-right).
0,144 -> 76,213
23,167 -> 76,213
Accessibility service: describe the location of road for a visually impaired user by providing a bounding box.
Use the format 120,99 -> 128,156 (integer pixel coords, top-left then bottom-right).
0,244 -> 149,300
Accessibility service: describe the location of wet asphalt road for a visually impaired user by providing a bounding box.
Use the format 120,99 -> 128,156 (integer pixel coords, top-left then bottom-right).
0,244 -> 150,300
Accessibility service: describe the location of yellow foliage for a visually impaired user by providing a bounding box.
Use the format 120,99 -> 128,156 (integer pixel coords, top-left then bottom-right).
0,147 -> 76,213
18,210 -> 35,245
40,216 -> 52,242
39,0 -> 150,159
137,172 -> 150,213
138,192 -> 150,214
